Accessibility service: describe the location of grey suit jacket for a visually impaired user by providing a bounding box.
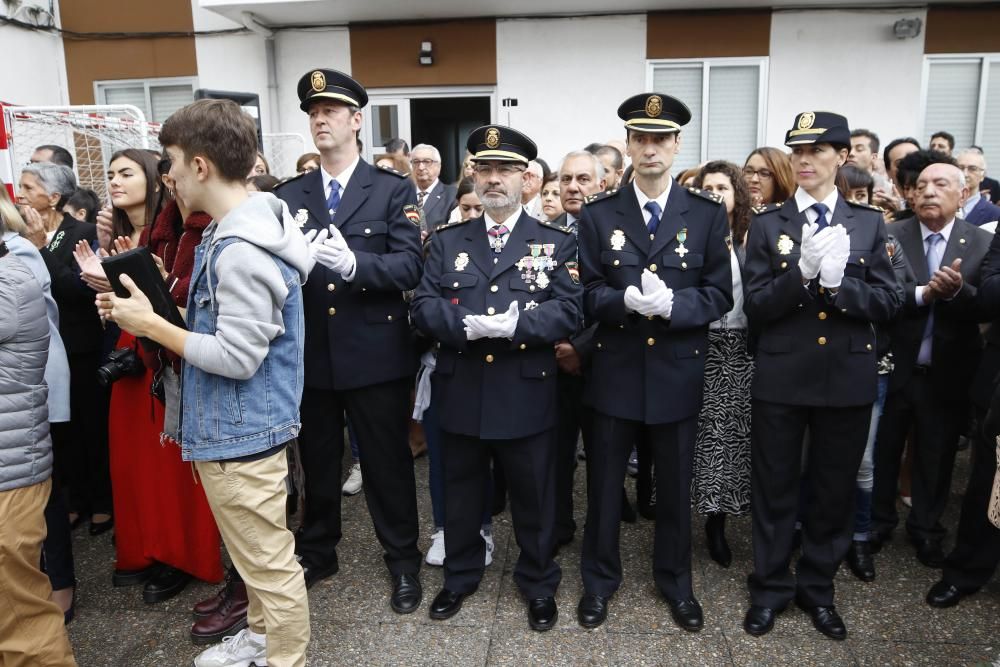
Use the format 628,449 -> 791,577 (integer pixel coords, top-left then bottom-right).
420,181 -> 457,231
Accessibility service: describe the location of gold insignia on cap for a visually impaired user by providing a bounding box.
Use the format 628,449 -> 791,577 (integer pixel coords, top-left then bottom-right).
645,95 -> 662,118
311,71 -> 326,92
485,128 -> 501,149
798,112 -> 816,130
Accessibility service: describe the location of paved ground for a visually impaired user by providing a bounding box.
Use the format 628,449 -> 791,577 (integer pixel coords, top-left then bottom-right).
66,445 -> 998,666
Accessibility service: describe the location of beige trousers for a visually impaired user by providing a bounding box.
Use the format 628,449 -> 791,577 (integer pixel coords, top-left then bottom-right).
0,479 -> 77,667
195,448 -> 310,667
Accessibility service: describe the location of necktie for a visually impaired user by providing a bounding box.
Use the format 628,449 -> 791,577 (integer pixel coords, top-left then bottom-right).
917,232 -> 944,365
326,181 -> 341,222
487,224 -> 509,253
644,201 -> 662,237
811,202 -> 830,230
417,191 -> 428,209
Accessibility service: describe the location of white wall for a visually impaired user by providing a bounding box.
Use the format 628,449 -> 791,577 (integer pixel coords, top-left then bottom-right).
766,8 -> 927,150
0,3 -> 69,106
497,15 -> 646,168
273,28 -> 351,141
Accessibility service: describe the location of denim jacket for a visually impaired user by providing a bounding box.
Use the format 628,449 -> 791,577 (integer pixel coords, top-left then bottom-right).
180,235 -> 304,461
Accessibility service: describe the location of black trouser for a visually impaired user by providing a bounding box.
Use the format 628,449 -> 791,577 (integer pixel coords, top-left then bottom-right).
43,423 -> 76,592
748,400 -> 870,609
555,372 -> 589,543
581,412 -> 696,600
943,407 -> 1000,591
295,378 -> 421,576
442,429 -> 561,599
872,374 -> 965,542
56,351 -> 111,516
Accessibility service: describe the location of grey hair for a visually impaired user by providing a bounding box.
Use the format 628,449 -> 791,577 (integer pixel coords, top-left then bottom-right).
20,162 -> 77,203
411,143 -> 442,162
955,148 -> 986,171
527,161 -> 543,178
560,150 -> 606,182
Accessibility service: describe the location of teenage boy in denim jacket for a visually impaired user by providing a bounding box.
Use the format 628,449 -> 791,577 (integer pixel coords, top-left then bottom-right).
98,99 -> 316,667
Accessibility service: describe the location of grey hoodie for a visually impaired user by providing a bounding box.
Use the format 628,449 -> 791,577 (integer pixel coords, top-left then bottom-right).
183,192 -> 311,381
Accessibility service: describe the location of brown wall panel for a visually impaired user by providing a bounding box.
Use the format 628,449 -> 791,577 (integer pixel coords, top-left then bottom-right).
647,11 -> 771,59
61,0 -> 193,33
350,20 -> 496,88
64,38 -> 197,104
926,6 -> 1000,54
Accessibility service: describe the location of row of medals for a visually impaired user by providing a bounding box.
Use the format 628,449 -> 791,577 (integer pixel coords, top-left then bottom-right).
453,243 -> 557,290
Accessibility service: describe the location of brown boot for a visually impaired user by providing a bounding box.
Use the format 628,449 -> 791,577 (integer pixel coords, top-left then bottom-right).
190,582 -> 249,645
408,419 -> 427,458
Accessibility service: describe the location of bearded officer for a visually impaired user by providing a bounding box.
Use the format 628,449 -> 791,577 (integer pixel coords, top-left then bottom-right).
411,125 -> 582,631
274,69 -> 424,613
576,93 -> 733,631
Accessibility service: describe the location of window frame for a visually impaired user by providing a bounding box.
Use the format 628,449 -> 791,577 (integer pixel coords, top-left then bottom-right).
645,56 -> 769,165
920,53 -> 999,146
93,76 -> 198,123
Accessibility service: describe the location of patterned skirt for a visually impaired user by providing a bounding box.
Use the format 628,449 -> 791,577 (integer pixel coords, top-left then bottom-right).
692,328 -> 753,516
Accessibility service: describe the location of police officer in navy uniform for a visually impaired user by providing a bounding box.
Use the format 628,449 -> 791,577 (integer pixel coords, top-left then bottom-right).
411,125 -> 583,631
576,93 -> 733,631
741,111 -> 902,640
274,69 -> 424,613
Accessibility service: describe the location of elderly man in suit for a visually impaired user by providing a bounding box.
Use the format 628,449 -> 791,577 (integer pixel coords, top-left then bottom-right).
956,149 -> 1000,227
410,144 -> 457,231
872,162 -> 993,569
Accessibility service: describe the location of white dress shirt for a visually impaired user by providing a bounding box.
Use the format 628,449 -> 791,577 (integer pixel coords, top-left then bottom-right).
794,186 -> 839,225
914,219 -> 955,307
634,179 -> 672,228
321,155 -> 359,203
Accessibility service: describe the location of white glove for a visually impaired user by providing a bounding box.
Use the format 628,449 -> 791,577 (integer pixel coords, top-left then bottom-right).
464,301 -> 519,340
648,285 -> 674,318
624,285 -> 646,313
819,227 -> 851,289
314,224 -> 357,279
624,271 -> 674,318
797,222 -> 822,279
302,228 -> 329,274
640,268 -> 667,296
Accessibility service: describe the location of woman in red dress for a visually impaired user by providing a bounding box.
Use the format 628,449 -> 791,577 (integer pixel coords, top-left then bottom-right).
78,148 -> 222,601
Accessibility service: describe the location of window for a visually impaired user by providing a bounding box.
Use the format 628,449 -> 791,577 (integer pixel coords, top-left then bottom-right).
922,55 -> 1000,158
94,77 -> 196,123
646,58 -> 767,173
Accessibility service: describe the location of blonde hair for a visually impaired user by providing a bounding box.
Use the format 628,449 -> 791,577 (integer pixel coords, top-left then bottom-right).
0,181 -> 27,234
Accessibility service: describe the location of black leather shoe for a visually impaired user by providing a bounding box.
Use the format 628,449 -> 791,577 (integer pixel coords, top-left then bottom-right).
800,604 -> 847,640
88,515 -> 114,536
142,566 -> 192,604
846,540 -> 876,582
665,597 -> 703,632
428,588 -> 467,620
302,560 -> 339,589
869,527 -> 893,554
743,605 -> 779,636
527,597 -> 557,631
390,573 -> 422,614
705,514 -> 731,568
914,539 -> 945,568
112,564 -> 159,587
576,593 -> 609,629
926,580 -> 968,608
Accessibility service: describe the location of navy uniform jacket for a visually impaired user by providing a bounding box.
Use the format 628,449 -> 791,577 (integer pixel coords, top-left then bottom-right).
578,181 -> 733,424
411,211 -> 583,440
743,196 -> 902,407
886,216 -> 991,396
274,161 -> 422,391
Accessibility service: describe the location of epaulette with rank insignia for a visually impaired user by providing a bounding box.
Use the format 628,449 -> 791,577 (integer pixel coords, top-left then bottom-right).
377,164 -> 408,178
687,186 -> 723,204
538,219 -> 573,234
584,189 -> 619,205
846,199 -> 885,213
434,218 -> 471,233
273,171 -> 306,190
751,202 -> 781,216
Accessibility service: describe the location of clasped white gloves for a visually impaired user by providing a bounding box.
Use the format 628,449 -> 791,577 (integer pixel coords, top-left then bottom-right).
309,224 -> 357,279
819,226 -> 851,289
624,269 -> 674,319
798,222 -> 841,280
464,301 -> 520,341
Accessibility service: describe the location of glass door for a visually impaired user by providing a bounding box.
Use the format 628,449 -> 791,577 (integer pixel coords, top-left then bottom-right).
362,97 -> 411,162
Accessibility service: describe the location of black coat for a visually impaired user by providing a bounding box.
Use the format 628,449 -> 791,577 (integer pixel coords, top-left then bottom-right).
274,161 -> 422,391
743,195 -> 902,407
411,211 -> 582,439
419,181 -> 457,231
43,213 -> 101,356
577,181 -> 733,424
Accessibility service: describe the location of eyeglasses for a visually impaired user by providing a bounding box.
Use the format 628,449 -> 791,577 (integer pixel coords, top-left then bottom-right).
959,165 -> 985,174
474,164 -> 525,177
742,167 -> 773,180
410,159 -> 439,168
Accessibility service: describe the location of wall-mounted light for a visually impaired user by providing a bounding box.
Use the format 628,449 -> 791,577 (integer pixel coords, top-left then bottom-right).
419,41 -> 433,66
892,18 -> 922,40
